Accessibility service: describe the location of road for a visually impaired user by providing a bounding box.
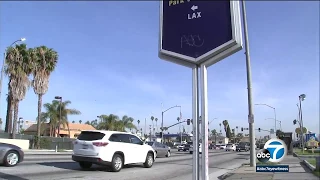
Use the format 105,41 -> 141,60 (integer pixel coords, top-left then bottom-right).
0,150 -> 250,180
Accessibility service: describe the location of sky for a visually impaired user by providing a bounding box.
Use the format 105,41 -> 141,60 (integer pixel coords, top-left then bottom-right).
0,1 -> 319,137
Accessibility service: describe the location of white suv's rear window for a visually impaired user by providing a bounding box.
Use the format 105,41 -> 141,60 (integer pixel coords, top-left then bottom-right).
77,131 -> 105,141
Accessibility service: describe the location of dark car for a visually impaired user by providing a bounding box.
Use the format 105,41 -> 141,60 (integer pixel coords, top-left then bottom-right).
146,141 -> 171,157
209,144 -> 215,149
236,142 -> 250,152
0,143 -> 24,167
178,142 -> 192,151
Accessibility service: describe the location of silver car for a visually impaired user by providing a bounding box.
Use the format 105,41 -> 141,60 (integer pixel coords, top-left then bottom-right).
0,143 -> 24,167
146,141 -> 171,157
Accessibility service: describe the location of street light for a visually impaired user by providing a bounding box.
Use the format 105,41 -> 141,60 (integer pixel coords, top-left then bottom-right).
55,96 -> 62,137
161,105 -> 181,143
298,94 -> 306,151
18,117 -> 23,134
0,38 -> 26,132
265,118 -> 282,131
255,104 -> 277,132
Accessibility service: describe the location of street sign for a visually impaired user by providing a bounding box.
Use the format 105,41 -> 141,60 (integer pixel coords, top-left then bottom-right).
159,1 -> 242,68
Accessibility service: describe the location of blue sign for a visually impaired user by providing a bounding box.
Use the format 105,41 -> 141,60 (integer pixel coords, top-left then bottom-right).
159,0 -> 242,66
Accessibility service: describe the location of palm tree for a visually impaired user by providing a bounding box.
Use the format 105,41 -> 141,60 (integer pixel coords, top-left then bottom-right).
137,120 -> 140,130
155,118 -> 158,132
42,100 -> 81,137
150,116 -> 154,135
5,44 -> 31,138
236,126 -> 239,134
211,129 -> 217,143
42,100 -> 59,137
30,46 -> 58,148
222,120 -> 231,138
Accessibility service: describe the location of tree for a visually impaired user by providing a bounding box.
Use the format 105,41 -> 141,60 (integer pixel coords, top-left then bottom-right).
5,44 -> 31,138
276,130 -> 285,138
42,100 -> 80,137
137,120 -> 140,129
222,120 -> 232,138
295,127 -> 307,134
30,46 -> 58,148
155,118 -> 158,132
79,120 -> 82,124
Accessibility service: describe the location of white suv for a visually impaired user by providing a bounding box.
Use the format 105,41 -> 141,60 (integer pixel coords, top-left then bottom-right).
72,130 -> 156,172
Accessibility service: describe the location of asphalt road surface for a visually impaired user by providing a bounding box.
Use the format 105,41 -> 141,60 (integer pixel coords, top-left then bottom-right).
0,150 -> 250,180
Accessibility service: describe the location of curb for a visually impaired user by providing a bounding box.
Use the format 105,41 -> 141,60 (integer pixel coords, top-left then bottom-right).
216,163 -> 245,180
303,160 -> 316,171
293,152 -> 298,157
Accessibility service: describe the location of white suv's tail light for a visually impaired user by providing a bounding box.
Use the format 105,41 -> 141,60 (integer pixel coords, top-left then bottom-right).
93,142 -> 108,147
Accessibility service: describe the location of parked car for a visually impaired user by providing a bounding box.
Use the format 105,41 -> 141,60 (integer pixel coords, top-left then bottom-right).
72,130 -> 156,172
215,144 -> 221,150
146,141 -> 171,157
0,143 -> 24,167
236,142 -> 250,152
225,143 -> 236,151
189,143 -> 202,154
220,144 -> 226,149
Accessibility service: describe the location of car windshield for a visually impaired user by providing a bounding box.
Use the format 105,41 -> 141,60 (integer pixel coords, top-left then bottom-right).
146,142 -> 154,146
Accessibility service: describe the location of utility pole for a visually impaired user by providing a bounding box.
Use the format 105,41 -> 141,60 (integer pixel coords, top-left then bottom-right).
242,0 -> 256,167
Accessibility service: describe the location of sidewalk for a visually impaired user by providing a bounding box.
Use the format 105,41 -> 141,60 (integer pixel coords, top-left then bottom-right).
219,155 -> 319,180
24,149 -> 73,155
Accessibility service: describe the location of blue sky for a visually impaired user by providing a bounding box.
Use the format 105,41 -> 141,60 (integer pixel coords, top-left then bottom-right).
0,1 -> 319,137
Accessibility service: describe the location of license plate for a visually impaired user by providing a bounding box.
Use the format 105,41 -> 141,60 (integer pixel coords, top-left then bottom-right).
83,144 -> 89,149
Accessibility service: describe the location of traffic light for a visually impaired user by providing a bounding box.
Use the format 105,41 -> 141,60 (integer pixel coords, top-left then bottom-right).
159,132 -> 163,137
258,128 -> 261,132
241,127 -> 244,131
293,119 -> 297,125
187,119 -> 191,125
296,133 -> 298,138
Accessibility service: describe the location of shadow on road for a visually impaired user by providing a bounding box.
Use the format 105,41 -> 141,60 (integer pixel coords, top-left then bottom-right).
37,161 -> 144,172
0,172 -> 29,180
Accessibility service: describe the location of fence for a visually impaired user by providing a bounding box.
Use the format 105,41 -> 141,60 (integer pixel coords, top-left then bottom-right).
0,132 -> 74,150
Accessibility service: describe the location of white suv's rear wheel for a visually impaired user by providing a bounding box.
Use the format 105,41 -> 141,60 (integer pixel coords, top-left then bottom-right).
111,154 -> 123,172
143,153 -> 154,168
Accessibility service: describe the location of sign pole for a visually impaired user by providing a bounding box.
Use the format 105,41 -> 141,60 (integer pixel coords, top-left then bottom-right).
192,65 -> 200,180
241,0 -> 256,167
200,64 -> 209,180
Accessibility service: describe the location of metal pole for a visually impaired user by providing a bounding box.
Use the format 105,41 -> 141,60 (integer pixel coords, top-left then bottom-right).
58,98 -> 62,137
192,65 -> 199,180
200,64 -> 209,180
161,112 -> 164,143
274,108 -> 277,134
241,0 -> 256,167
299,99 -> 305,152
144,118 -> 147,138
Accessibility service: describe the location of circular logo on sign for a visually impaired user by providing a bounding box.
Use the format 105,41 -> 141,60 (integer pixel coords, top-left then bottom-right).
256,149 -> 271,163
263,138 -> 287,163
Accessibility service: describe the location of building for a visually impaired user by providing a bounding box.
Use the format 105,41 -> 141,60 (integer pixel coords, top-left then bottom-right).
24,122 -> 96,138
210,135 -> 229,145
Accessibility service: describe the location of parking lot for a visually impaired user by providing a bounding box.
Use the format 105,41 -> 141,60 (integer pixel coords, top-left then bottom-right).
0,150 -> 250,180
